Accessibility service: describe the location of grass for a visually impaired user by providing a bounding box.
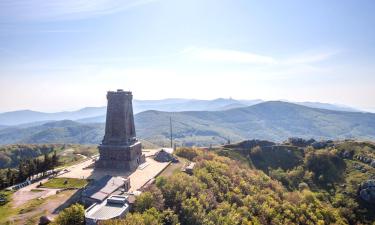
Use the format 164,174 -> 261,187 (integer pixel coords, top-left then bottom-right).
24,211 -> 45,225
19,198 -> 46,214
41,178 -> 88,189
1,190 -> 78,224
0,191 -> 18,224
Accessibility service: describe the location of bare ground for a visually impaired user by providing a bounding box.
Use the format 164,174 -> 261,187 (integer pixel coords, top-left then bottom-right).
9,190 -> 79,225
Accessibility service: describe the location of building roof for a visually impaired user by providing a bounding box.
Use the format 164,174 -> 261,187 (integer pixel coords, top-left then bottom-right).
154,150 -> 173,162
85,195 -> 129,220
82,175 -> 126,202
160,148 -> 174,154
186,162 -> 196,170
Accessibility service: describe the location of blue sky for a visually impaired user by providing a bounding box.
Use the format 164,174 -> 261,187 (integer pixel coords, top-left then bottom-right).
0,0 -> 374,112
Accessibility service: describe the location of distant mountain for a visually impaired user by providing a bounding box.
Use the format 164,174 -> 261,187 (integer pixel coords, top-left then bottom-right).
136,101 -> 375,145
1,98 -> 258,126
0,107 -> 106,126
0,101 -> 374,146
134,98 -> 263,113
295,102 -> 360,112
0,98 -> 362,126
0,120 -> 104,145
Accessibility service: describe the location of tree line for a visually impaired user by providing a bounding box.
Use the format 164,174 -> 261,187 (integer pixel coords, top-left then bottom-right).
0,152 -> 59,189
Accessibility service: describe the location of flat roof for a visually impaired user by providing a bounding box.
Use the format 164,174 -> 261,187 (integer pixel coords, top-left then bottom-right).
82,175 -> 126,202
85,199 -> 129,220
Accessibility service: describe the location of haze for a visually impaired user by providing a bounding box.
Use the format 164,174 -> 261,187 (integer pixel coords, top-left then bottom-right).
0,0 -> 374,112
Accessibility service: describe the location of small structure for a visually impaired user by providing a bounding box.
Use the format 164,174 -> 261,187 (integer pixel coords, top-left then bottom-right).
85,195 -> 130,225
39,216 -> 52,225
81,175 -> 130,206
7,180 -> 31,191
154,148 -> 178,162
183,162 -> 196,175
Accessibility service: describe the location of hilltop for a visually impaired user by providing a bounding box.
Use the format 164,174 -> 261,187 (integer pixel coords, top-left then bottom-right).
0,99 -> 360,126
0,101 -> 374,146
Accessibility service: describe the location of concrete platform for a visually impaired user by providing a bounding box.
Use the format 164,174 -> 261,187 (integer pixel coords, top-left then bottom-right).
58,149 -> 170,192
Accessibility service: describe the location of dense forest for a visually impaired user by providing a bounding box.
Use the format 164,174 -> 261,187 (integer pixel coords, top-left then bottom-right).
97,145 -> 367,225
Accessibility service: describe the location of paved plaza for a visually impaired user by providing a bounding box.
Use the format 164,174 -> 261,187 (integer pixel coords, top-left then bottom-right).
57,149 -> 169,192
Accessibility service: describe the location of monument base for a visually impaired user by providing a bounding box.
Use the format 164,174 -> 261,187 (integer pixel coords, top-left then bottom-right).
95,141 -> 145,171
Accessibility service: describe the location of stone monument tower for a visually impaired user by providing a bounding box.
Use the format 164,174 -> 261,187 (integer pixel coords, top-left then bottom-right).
96,89 -> 145,171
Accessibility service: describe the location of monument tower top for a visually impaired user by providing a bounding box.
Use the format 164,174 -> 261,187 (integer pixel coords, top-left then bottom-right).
102,89 -> 136,145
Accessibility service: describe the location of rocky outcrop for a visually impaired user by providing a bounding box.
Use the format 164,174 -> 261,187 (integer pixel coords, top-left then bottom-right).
355,155 -> 375,166
358,180 -> 375,204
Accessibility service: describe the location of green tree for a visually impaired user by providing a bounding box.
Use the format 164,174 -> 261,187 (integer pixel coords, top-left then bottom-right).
52,151 -> 59,167
53,203 -> 85,225
134,185 -> 164,212
180,197 -> 205,225
305,150 -> 345,185
161,209 -> 179,225
134,192 -> 158,213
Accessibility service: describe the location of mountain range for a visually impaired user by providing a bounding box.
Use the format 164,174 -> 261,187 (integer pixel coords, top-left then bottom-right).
0,98 -> 360,126
0,101 -> 373,146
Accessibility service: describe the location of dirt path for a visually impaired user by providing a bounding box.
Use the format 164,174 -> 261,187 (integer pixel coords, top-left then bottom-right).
12,177 -> 61,208
9,190 -> 78,225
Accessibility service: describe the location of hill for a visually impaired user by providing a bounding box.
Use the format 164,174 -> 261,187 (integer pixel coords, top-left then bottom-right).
0,101 -> 374,146
0,108 -> 106,126
0,98 -> 255,126
217,140 -> 375,224
297,101 -> 361,112
135,101 -> 375,145
99,147 -> 349,225
0,120 -> 104,145
0,99 -> 360,126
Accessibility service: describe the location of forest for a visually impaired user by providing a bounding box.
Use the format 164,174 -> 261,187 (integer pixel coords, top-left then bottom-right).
96,146 -> 360,225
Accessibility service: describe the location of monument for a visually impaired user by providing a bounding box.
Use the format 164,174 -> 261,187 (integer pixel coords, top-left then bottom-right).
96,89 -> 145,171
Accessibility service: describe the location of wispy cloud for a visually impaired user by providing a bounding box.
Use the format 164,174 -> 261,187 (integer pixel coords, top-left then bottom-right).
282,51 -> 340,65
182,47 -> 277,64
0,0 -> 158,22
182,46 -> 339,65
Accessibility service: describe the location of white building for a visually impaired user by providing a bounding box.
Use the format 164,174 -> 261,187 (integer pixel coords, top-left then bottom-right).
85,195 -> 130,225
